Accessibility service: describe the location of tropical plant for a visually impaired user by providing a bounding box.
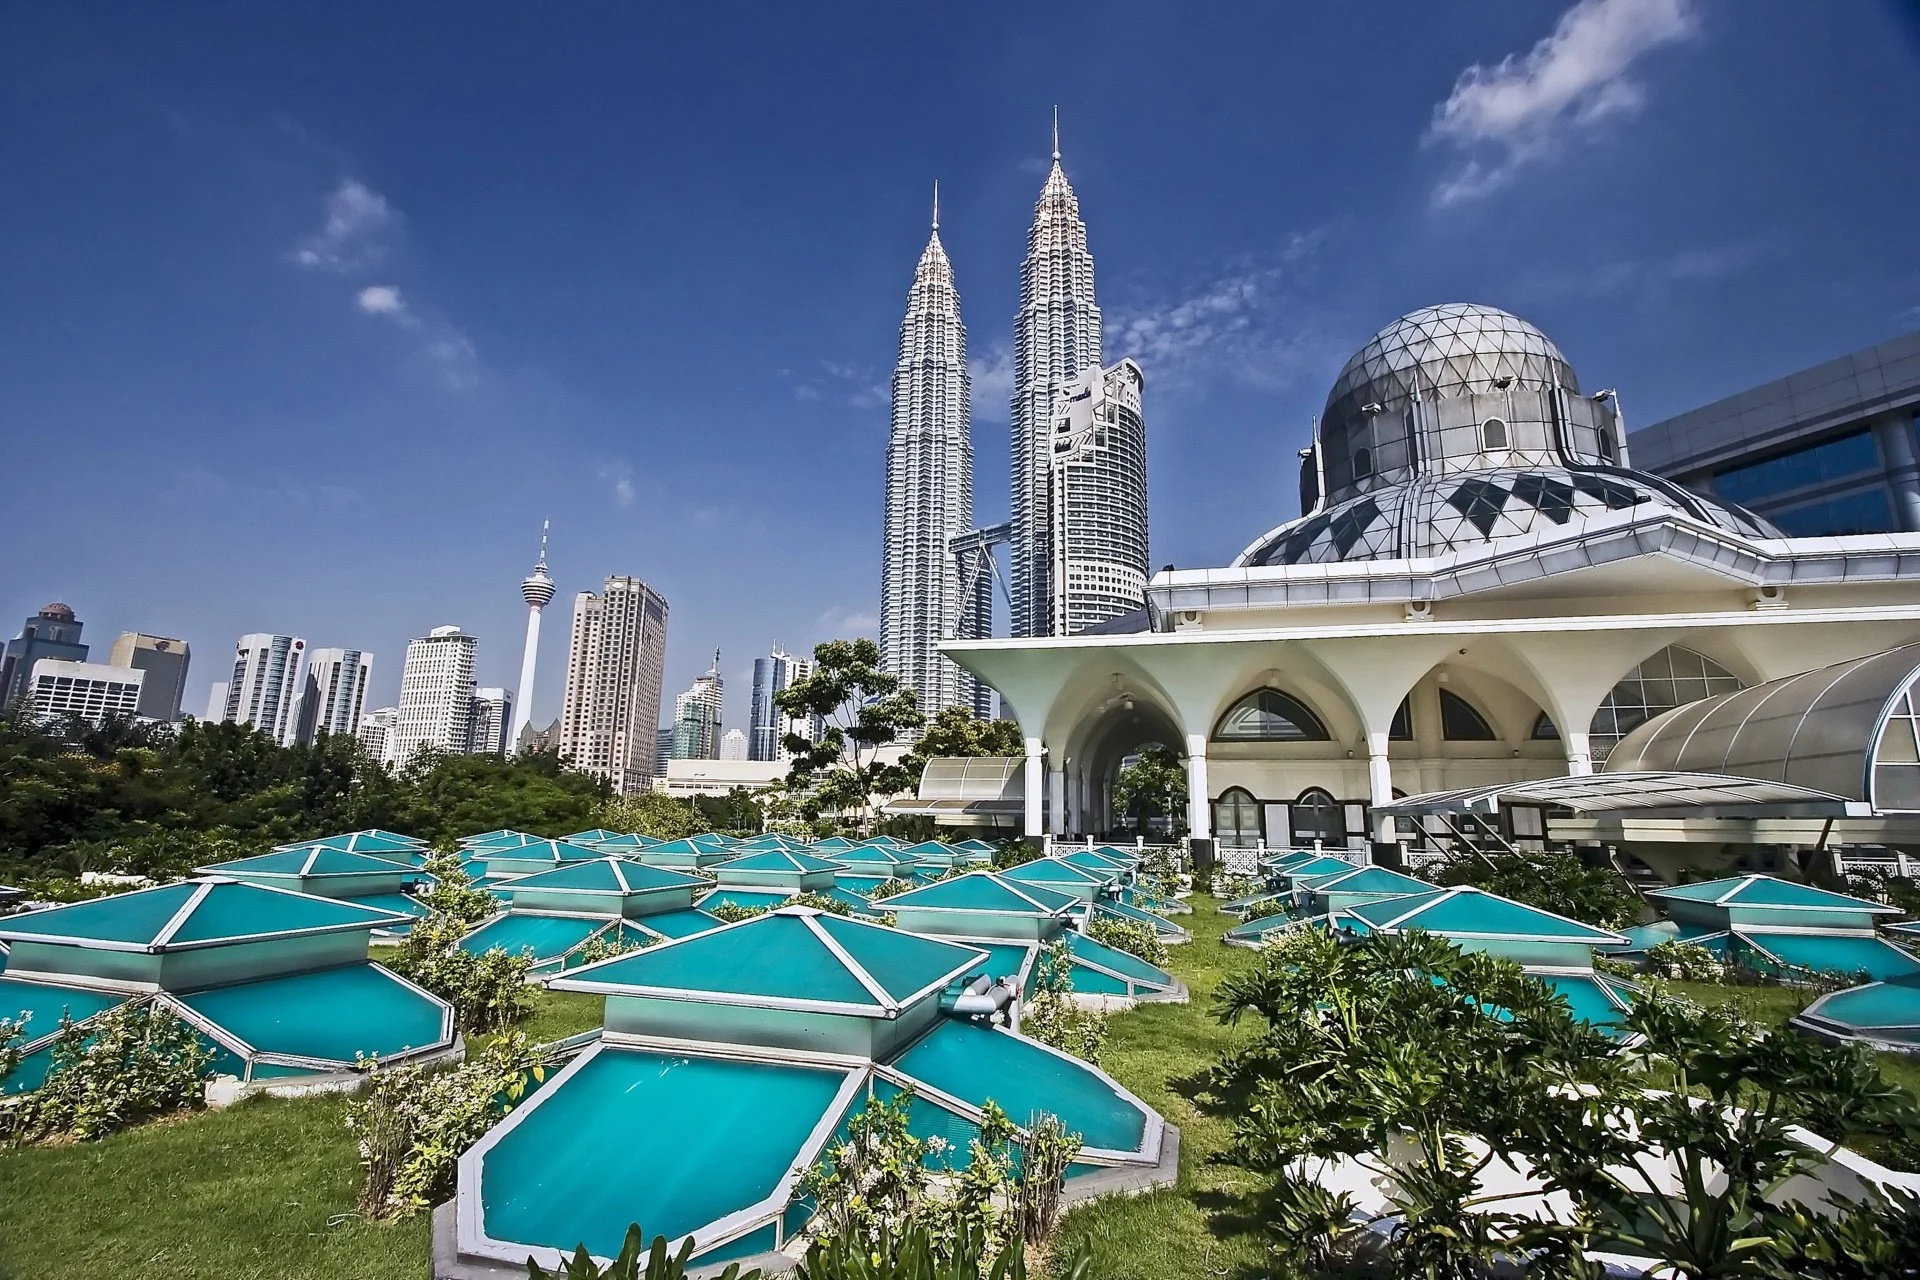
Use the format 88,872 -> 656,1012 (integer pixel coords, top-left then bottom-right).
1009,1112 -> 1081,1247
388,911 -> 534,1032
1020,939 -> 1107,1063
775,639 -> 924,835
1761,1184 -> 1920,1279
526,1224 -> 762,1280
1646,938 -> 1726,982
5,1000 -> 214,1145
0,1016 -> 22,1087
867,877 -> 920,901
1085,916 -> 1168,968
416,853 -> 498,928
1418,849 -> 1640,929
784,891 -> 853,916
793,1221 -> 1087,1280
351,1032 -> 556,1219
1112,744 -> 1187,837
706,901 -> 772,923
571,929 -> 650,966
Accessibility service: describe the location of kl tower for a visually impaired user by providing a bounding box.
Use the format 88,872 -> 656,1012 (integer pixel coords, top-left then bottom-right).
510,521 -> 555,750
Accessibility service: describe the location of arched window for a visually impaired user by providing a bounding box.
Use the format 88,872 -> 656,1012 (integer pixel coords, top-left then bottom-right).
1291,787 -> 1342,846
1214,689 -> 1331,742
1531,712 -> 1559,740
1389,696 -> 1413,741
1588,645 -> 1742,762
1213,787 -> 1262,849
1598,430 -> 1617,463
1481,418 -> 1508,449
1353,447 -> 1372,480
1439,688 -> 1497,741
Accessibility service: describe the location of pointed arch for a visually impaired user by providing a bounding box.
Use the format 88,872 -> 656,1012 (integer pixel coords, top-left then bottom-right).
1213,689 -> 1331,743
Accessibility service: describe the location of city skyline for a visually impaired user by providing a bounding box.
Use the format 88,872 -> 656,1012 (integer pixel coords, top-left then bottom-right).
4,3 -> 1918,738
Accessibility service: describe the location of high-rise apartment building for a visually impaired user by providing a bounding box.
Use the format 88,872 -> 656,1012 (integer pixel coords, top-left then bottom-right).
557,575 -> 670,794
470,687 -> 511,756
106,633 -> 191,722
223,634 -> 307,744
293,648 -> 374,746
357,706 -> 399,765
1009,124 -> 1147,636
0,603 -> 88,711
881,188 -> 988,726
720,728 -> 748,761
748,647 -> 820,761
390,626 -> 477,765
23,660 -> 143,724
668,654 -> 724,760
204,683 -> 228,721
1043,359 -> 1150,634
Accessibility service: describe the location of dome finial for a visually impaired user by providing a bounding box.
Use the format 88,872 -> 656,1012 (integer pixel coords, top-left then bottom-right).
1052,105 -> 1060,161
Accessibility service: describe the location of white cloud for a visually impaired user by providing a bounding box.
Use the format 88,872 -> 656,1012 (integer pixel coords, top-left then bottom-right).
290,179 -> 397,270
1426,0 -> 1698,207
599,462 -> 637,509
816,605 -> 879,636
356,284 -> 411,319
968,344 -> 1014,416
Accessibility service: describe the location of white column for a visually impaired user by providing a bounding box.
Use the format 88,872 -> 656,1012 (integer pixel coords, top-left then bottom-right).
510,605 -> 542,748
1185,733 -> 1211,840
1367,728 -> 1394,842
1048,762 -> 1067,837
1023,736 -> 1045,841
1565,730 -> 1594,776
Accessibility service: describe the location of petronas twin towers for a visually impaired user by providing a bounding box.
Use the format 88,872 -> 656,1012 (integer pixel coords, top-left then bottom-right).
880,123 -> 1150,725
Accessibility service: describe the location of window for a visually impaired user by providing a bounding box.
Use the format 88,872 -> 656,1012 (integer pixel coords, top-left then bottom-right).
1531,712 -> 1559,740
1389,696 -> 1413,741
1439,688 -> 1497,741
1213,787 -> 1262,848
1588,645 -> 1743,762
1481,418 -> 1508,450
1214,689 -> 1331,742
1353,447 -> 1372,480
1713,430 -> 1878,505
1291,788 -> 1342,846
1597,429 -> 1616,463
1770,488 -> 1894,537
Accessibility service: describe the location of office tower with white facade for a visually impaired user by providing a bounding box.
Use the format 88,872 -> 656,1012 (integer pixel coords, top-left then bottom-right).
1043,358 -> 1150,634
0,603 -> 88,712
720,728 -> 748,760
669,652 -> 724,760
294,648 -> 374,745
223,634 -> 307,744
357,706 -> 398,765
512,522 -> 555,748
1009,121 -> 1145,637
23,660 -> 143,724
748,647 -> 821,760
557,575 -> 670,794
389,626 -> 477,765
106,633 -> 191,722
204,683 -> 228,721
471,687 -> 511,756
881,186 -> 987,725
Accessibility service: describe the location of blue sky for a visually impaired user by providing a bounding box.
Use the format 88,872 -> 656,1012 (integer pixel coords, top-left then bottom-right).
4,1 -> 1918,733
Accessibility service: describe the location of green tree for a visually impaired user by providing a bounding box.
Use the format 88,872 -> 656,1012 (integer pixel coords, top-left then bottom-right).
1420,849 -> 1641,930
600,791 -> 702,840
1111,744 -> 1186,837
775,639 -> 923,835
395,749 -> 607,844
901,705 -> 1024,787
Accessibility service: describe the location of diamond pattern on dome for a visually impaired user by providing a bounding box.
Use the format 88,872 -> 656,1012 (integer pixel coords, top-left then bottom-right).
1328,498 -> 1381,557
1280,512 -> 1331,564
1510,473 -> 1576,524
1570,474 -> 1644,511
1446,479 -> 1510,537
1323,304 -> 1578,419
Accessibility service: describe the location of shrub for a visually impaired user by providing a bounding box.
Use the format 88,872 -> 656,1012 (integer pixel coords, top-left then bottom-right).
5,1000 -> 213,1144
1085,916 -> 1168,968
1419,849 -> 1640,929
867,877 -> 919,901
794,1221 -> 1085,1280
415,852 -> 498,928
571,929 -> 650,967
350,1032 -> 554,1219
529,1224 -> 763,1279
1647,938 -> 1725,982
1019,939 -> 1107,1064
0,1016 -> 24,1087
707,901 -> 771,924
389,910 -> 534,1032
784,891 -> 852,916
1240,897 -> 1290,923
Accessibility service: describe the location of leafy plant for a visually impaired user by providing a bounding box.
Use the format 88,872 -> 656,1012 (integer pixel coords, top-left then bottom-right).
867,877 -> 920,901
785,891 -> 853,916
350,1032 -> 555,1219
1646,938 -> 1725,982
1020,939 -> 1107,1063
388,910 -> 534,1032
0,1016 -> 21,1087
900,706 -> 1024,790
525,1222 -> 762,1279
775,639 -> 924,834
793,1221 -> 1087,1280
1112,745 -> 1186,838
1086,916 -> 1168,968
707,901 -> 772,923
572,929 -> 650,966
5,1000 -> 214,1145
599,792 -> 704,842
1418,849 -> 1640,929
416,852 -> 498,928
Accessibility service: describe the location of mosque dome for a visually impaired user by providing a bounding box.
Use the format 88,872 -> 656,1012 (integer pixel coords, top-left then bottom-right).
38,602 -> 75,620
1234,303 -> 1779,568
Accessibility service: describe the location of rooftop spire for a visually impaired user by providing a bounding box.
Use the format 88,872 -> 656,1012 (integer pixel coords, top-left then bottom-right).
932,179 -> 939,231
535,518 -> 550,570
1052,105 -> 1060,161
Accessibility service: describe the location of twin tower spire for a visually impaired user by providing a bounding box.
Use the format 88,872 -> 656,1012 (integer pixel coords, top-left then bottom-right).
880,113 -> 1149,729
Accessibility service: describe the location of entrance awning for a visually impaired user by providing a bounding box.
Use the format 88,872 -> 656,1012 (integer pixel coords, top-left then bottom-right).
882,757 -> 1025,828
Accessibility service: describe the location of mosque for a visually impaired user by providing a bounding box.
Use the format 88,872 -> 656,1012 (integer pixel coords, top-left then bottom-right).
943,304 -> 1920,869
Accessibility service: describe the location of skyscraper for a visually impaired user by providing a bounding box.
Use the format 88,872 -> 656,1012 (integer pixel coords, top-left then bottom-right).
470,687 -> 511,756
0,603 -> 88,711
357,706 -> 399,765
669,652 -> 724,760
106,633 -> 191,722
204,683 -> 228,721
22,660 -> 143,724
390,626 -> 476,765
295,648 -> 374,745
512,522 -> 555,748
1042,358 -> 1150,634
720,728 -> 748,761
748,646 -> 819,761
881,185 -> 988,725
1010,117 -> 1134,637
557,575 -> 670,795
223,634 -> 307,744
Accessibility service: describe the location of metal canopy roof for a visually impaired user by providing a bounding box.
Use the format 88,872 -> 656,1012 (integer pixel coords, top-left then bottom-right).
1373,770 -> 1866,819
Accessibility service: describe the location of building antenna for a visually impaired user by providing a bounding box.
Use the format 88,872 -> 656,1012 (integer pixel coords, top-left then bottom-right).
1052,106 -> 1060,161
932,179 -> 939,230
536,518 -> 550,568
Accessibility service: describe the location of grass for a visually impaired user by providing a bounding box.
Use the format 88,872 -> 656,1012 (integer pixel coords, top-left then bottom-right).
1668,978 -> 1920,1096
1053,896 -> 1269,1280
